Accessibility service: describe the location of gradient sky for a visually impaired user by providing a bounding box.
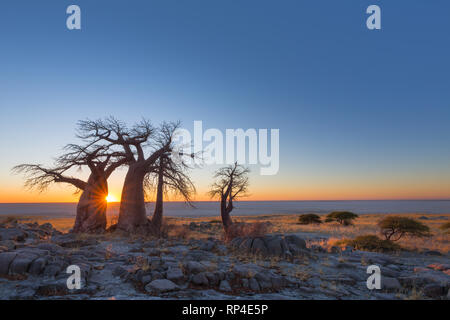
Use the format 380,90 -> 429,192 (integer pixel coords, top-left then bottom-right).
1,0 -> 450,202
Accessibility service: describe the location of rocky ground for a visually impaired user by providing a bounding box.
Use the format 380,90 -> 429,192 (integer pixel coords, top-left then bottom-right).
0,220 -> 449,300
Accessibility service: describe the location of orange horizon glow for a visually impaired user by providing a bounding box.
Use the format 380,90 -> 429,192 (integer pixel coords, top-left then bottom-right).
1,193 -> 449,204
2,172 -> 450,203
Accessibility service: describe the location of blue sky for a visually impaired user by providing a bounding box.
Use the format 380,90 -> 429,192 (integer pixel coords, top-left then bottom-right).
1,0 -> 450,201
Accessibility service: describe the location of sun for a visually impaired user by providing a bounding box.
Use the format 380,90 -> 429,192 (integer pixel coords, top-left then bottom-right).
105,194 -> 118,202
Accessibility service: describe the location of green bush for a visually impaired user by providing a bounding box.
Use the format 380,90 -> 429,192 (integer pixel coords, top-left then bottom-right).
378,216 -> 431,241
439,222 -> 450,234
336,235 -> 401,252
325,211 -> 358,226
298,214 -> 322,225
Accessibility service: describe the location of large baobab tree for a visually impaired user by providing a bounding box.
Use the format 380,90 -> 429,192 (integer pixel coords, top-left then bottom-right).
13,144 -> 127,233
209,162 -> 250,233
77,118 -> 182,233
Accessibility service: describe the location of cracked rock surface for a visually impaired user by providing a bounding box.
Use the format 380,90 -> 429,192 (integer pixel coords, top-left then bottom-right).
0,221 -> 449,300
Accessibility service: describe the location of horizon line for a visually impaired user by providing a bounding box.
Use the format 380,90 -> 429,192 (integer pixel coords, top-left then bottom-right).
1,198 -> 450,204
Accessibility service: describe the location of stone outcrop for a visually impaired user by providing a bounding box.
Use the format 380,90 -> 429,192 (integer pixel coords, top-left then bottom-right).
229,234 -> 307,258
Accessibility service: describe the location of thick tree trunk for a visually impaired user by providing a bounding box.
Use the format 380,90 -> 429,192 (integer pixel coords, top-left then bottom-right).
220,197 -> 233,233
117,163 -> 149,232
151,164 -> 164,235
73,173 -> 108,233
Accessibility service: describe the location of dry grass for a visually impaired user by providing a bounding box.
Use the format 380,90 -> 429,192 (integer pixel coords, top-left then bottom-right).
281,213 -> 449,253
224,222 -> 270,242
5,212 -> 449,253
166,224 -> 191,240
3,216 -> 75,232
0,216 -> 19,225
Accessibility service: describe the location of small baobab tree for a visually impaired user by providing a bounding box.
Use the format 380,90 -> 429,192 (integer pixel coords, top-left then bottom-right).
209,162 -> 250,233
145,151 -> 196,236
13,142 -> 127,233
77,118 -> 182,233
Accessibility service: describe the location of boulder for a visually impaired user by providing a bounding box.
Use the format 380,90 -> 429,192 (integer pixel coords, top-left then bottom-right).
0,228 -> 26,242
285,235 -> 307,249
270,275 -> 285,289
265,237 -> 284,256
381,277 -> 402,291
43,262 -> 65,277
205,272 -> 219,286
112,266 -> 127,277
191,272 -> 209,286
255,272 -> 272,290
232,263 -> 262,278
423,284 -> 446,298
239,238 -> 253,251
199,240 -> 215,251
184,261 -> 206,274
0,252 -> 17,275
166,267 -> 184,284
29,257 -> 47,275
145,279 -> 179,293
219,280 -> 232,292
251,238 -> 269,255
215,271 -> 225,281
9,253 -> 39,275
249,278 -> 260,291
229,234 -> 307,258
141,275 -> 152,285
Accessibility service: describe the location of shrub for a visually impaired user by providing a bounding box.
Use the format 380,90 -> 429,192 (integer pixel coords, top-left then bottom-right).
225,222 -> 269,242
336,235 -> 401,252
325,211 -> 358,226
378,216 -> 431,241
298,214 -> 322,225
439,222 -> 450,234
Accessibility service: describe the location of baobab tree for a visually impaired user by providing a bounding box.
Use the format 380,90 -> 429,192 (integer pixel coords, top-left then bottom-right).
209,162 -> 250,233
77,118 -> 183,233
13,143 -> 127,233
145,152 -> 196,235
